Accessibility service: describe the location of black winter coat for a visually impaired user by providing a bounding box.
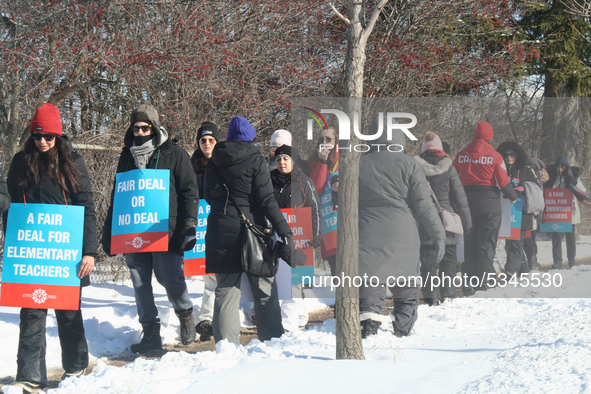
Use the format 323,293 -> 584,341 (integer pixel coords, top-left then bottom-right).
6,149 -> 97,286
190,149 -> 207,199
204,141 -> 291,273
103,138 -> 199,255
0,168 -> 10,214
414,154 -> 472,245
497,141 -> 540,231
270,166 -> 322,248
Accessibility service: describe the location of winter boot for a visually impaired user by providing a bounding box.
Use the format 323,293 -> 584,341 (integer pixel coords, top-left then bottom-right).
14,381 -> 43,393
392,320 -> 412,338
176,308 -> 196,345
131,322 -> 162,353
61,370 -> 85,381
361,319 -> 381,339
195,320 -> 213,342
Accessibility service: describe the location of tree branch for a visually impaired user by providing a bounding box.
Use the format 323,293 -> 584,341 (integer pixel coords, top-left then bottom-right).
329,1 -> 351,25
362,0 -> 388,41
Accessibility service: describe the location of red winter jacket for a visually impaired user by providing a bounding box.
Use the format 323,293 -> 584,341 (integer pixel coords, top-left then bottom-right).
454,139 -> 516,213
454,139 -> 510,188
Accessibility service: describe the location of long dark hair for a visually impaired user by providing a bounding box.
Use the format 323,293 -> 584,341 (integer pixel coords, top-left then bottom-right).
193,148 -> 209,172
17,135 -> 81,192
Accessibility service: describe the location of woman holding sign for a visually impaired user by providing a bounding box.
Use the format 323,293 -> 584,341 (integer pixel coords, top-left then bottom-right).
190,121 -> 220,342
497,141 -> 540,277
5,103 -> 97,393
271,145 -> 322,331
309,125 -> 339,275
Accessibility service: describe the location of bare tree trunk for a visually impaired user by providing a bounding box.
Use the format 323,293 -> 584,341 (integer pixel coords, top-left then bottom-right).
540,72 -> 589,169
332,0 -> 388,360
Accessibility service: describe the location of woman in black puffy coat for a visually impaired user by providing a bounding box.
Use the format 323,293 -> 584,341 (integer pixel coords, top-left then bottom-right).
204,116 -> 291,344
497,141 -> 540,276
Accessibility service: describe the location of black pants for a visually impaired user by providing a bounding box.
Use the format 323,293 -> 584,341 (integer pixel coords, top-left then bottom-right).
463,211 -> 502,289
504,230 -> 530,275
359,284 -> 419,336
523,230 -> 538,269
552,225 -> 577,268
16,304 -> 88,387
327,255 -> 337,277
420,244 -> 458,300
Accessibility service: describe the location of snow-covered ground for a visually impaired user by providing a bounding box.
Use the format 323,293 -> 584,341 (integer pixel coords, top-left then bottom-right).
2,237 -> 591,393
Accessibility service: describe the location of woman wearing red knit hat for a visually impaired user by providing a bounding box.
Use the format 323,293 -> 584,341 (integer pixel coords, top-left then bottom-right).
6,103 -> 97,392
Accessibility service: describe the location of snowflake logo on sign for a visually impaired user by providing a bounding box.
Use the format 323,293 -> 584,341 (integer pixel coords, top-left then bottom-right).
32,289 -> 48,304
132,236 -> 144,249
552,224 -> 560,231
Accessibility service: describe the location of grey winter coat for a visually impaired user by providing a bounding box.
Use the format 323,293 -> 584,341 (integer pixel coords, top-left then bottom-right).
358,129 -> 446,281
413,154 -> 472,245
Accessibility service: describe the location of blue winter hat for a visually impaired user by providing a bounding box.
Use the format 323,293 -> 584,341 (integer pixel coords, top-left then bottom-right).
227,116 -> 256,141
555,156 -> 569,167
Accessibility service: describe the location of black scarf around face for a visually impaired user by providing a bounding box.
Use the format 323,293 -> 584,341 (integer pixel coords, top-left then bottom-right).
134,134 -> 155,146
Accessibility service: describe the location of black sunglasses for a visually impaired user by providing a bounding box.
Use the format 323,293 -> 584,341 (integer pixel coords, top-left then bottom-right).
31,133 -> 56,142
132,125 -> 152,133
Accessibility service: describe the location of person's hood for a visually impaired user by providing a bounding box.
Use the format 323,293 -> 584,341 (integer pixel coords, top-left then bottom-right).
555,155 -> 569,167
496,140 -> 528,169
124,104 -> 165,148
414,156 -> 453,176
528,157 -> 545,171
211,141 -> 262,167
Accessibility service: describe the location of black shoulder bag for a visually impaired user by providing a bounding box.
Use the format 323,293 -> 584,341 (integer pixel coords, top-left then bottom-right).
219,170 -> 279,277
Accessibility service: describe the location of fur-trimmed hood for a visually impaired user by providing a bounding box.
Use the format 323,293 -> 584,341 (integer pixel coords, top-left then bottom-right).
413,155 -> 453,177
496,141 -> 528,170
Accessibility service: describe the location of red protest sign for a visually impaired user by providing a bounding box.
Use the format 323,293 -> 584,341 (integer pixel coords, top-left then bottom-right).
543,188 -> 572,223
282,207 -> 314,267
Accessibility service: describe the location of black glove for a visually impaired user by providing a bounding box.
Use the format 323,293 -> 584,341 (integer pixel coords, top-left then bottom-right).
181,227 -> 197,251
278,233 -> 293,265
434,240 -> 445,265
563,173 -> 576,186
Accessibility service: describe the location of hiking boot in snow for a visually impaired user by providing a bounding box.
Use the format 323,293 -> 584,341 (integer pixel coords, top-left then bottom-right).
425,298 -> 441,307
176,308 -> 196,345
551,262 -> 563,269
14,381 -> 43,393
61,370 -> 85,381
361,319 -> 381,339
131,322 -> 162,353
195,320 -> 213,342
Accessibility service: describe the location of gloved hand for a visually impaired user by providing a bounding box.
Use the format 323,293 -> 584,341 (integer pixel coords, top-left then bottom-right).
181,227 -> 197,251
563,173 -> 576,186
434,239 -> 445,265
278,233 -> 293,265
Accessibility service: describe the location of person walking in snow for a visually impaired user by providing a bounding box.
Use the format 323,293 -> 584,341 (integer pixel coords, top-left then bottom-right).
414,132 -> 471,305
204,116 -> 292,344
544,156 -> 586,269
496,141 -> 541,277
6,104 -> 97,393
523,157 -> 548,271
309,125 -> 339,276
102,104 -> 199,352
358,118 -> 446,338
190,121 -> 220,342
270,144 -> 322,331
453,122 -> 517,293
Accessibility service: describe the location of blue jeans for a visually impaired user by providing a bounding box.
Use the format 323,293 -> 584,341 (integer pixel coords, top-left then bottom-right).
125,252 -> 193,324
